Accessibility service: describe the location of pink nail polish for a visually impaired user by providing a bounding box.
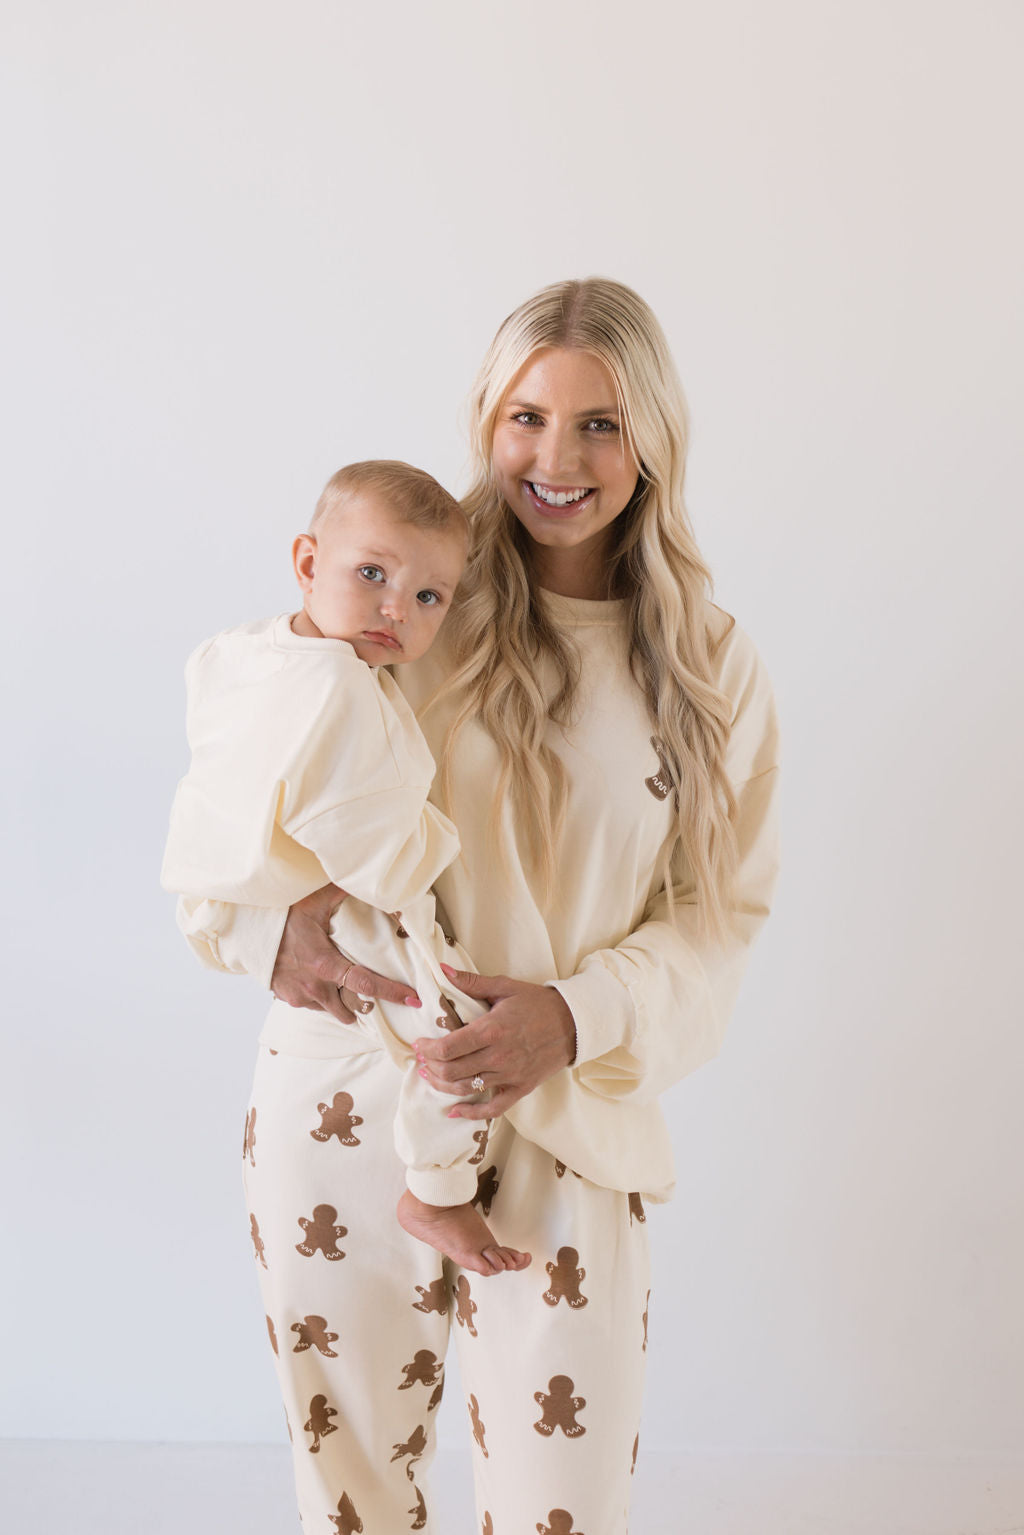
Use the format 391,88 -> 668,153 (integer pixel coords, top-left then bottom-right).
418,1067 -> 428,1078
405,995 -> 421,1007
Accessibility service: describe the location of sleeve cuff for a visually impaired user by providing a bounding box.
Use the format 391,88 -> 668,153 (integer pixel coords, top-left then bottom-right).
215,903 -> 290,990
547,958 -> 637,1069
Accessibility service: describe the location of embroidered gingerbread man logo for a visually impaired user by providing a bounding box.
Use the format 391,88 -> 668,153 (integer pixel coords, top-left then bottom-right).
453,1274 -> 478,1337
249,1214 -> 268,1269
473,1165 -> 500,1216
543,1246 -> 589,1309
628,1192 -> 646,1225
304,1393 -> 338,1453
398,1349 -> 442,1390
412,1278 -> 449,1315
292,1315 -> 339,1357
242,1107 -> 256,1166
533,1375 -> 586,1438
537,1512 -> 586,1535
408,1486 -> 427,1529
295,1204 -> 347,1260
310,1091 -> 363,1147
329,1491 -> 363,1534
644,736 -> 674,801
265,1315 -> 278,1355
468,1393 -> 489,1457
390,1423 -> 427,1480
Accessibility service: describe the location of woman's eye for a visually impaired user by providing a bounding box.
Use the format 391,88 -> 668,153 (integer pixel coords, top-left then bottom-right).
512,411 -> 541,426
417,590 -> 441,607
586,418 -> 618,434
358,565 -> 385,583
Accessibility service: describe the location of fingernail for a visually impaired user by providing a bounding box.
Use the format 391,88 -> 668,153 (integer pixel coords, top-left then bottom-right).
405,995 -> 422,1007
447,1109 -> 461,1119
418,1067 -> 428,1079
440,964 -> 456,977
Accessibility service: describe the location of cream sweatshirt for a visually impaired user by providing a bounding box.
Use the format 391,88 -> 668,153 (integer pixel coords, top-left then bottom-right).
173,594 -> 781,1203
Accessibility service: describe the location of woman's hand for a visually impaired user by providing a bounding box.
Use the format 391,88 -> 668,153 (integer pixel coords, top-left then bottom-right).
413,965 -> 576,1119
270,883 -> 421,1025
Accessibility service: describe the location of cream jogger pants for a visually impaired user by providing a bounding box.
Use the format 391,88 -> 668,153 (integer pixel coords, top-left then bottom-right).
243,1042 -> 651,1535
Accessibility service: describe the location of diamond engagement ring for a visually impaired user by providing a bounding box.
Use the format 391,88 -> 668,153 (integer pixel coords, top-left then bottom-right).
471,1075 -> 486,1092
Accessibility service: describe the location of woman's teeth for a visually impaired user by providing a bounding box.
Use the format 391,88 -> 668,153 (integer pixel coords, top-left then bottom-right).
529,483 -> 592,506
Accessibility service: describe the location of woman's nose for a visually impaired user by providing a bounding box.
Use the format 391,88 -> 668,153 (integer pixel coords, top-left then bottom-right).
534,426 -> 580,480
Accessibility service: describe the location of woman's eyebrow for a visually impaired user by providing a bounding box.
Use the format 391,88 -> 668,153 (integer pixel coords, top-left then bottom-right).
507,399 -> 620,418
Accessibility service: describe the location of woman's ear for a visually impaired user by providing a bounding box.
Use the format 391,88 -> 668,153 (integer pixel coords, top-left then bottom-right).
292,533 -> 318,595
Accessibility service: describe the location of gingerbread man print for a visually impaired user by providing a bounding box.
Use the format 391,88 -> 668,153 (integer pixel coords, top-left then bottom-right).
390,1423 -> 427,1481
468,1393 -> 489,1457
265,1315 -> 278,1355
468,1123 -> 490,1166
427,1378 -> 444,1413
644,735 -> 674,801
310,1092 -> 363,1148
436,995 -> 464,1032
537,1513 -> 586,1535
242,1107 -> 256,1166
630,1433 -> 639,1476
408,1486 -> 427,1529
533,1376 -> 586,1438
642,1288 -> 650,1351
628,1192 -> 646,1225
473,1165 -> 500,1217
329,1491 -> 363,1534
292,1315 -> 339,1357
412,1277 -> 449,1316
398,1349 -> 442,1390
481,1516 -> 494,1535
304,1393 -> 338,1453
295,1204 -> 347,1260
542,1247 -> 588,1309
453,1274 -> 478,1337
249,1214 -> 268,1269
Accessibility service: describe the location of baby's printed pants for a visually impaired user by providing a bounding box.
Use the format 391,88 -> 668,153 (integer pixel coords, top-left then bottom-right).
243,1041 -> 651,1534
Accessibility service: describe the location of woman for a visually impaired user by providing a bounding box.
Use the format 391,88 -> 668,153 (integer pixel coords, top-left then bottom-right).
181,277 -> 780,1534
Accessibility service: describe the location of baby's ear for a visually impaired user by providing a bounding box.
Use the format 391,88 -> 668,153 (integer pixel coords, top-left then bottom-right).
292,533 -> 318,592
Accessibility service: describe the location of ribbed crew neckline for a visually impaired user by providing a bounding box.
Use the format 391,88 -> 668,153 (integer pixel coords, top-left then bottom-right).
537,589 -> 627,627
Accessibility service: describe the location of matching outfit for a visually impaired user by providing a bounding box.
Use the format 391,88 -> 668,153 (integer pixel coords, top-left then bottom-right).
172,593 -> 781,1534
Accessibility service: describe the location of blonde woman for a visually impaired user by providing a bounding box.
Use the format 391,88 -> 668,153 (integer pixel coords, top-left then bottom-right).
181,278 -> 780,1534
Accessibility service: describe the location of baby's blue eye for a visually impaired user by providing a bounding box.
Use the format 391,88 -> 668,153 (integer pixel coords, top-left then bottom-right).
358,566 -> 385,583
417,590 -> 441,607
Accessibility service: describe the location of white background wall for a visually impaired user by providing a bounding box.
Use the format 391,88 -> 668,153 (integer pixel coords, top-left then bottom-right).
3,0 -> 1021,1466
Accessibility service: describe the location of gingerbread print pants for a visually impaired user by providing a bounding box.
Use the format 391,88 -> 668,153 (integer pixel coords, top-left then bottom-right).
243,1041 -> 651,1535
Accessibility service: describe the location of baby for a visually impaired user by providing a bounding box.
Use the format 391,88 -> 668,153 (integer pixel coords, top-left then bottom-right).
162,459 -> 530,1276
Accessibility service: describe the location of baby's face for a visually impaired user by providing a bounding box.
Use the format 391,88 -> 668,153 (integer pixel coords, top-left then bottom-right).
293,491 -> 467,665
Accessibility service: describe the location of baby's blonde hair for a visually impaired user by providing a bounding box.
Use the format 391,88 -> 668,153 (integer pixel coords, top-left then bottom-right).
311,459 -> 469,543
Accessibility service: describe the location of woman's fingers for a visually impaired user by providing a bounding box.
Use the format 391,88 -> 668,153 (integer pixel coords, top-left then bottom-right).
271,882 -> 422,1021
448,1085 -> 524,1120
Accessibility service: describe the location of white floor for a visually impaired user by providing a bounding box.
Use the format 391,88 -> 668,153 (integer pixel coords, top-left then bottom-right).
1,1440 -> 1022,1534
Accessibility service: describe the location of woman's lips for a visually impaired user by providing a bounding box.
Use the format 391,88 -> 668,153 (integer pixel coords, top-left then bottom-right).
522,481 -> 596,516
363,630 -> 402,650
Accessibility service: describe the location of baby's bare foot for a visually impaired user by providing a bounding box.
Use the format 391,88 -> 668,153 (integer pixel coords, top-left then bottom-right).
397,1191 -> 531,1276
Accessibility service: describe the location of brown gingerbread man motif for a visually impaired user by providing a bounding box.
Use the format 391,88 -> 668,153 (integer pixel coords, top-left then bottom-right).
329,1491 -> 363,1534
467,1393 -> 489,1457
537,1513 -> 586,1535
392,912 -> 409,938
533,1375 -> 586,1439
641,1289 -> 650,1351
295,1204 -> 347,1260
468,1123 -> 490,1166
249,1214 -> 268,1269
310,1091 -> 363,1147
436,995 -> 464,1032
390,1423 -> 427,1480
292,1315 -> 339,1357
473,1165 -> 500,1217
265,1315 -> 278,1355
644,735 -> 674,801
542,1246 -> 588,1309
553,1158 -> 581,1180
482,1516 -> 494,1535
427,1378 -> 444,1413
398,1349 -> 442,1390
630,1432 -> 639,1476
628,1192 -> 646,1225
412,1277 -> 449,1315
304,1393 -> 338,1453
409,1486 -> 427,1529
452,1274 -> 478,1337
242,1107 -> 257,1166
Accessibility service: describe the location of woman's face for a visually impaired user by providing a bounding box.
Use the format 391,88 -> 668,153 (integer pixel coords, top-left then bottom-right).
490,348 -> 640,594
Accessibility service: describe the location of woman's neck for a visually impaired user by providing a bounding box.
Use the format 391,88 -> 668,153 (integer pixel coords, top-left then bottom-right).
531,542 -> 617,601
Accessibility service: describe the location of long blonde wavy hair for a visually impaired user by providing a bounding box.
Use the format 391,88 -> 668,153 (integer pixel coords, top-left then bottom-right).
436,277 -> 738,941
